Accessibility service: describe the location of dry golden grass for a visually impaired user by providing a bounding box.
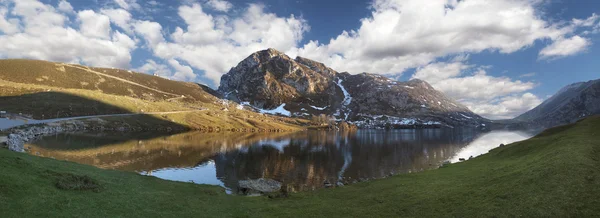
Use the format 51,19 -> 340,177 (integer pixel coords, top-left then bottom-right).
0,59 -> 217,102
0,80 -> 189,119
0,59 -> 307,131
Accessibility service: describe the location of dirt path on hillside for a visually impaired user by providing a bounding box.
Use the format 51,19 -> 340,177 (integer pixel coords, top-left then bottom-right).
1,110 -> 203,130
61,64 -> 181,98
165,95 -> 187,102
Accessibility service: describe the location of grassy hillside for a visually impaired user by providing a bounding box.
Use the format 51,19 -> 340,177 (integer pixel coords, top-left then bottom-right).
0,59 -> 306,131
0,59 -> 215,102
1,116 -> 599,217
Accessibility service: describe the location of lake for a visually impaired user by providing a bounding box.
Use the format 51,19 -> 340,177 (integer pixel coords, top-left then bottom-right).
25,129 -> 532,193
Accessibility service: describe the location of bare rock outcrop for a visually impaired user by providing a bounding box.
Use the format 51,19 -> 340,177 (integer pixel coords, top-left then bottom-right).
237,178 -> 282,195
219,48 -> 487,128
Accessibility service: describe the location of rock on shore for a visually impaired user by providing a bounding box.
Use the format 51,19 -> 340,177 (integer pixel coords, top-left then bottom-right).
237,178 -> 282,195
6,120 -> 86,152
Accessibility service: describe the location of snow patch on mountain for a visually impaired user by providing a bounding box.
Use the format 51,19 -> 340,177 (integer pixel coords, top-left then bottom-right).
337,79 -> 352,106
258,104 -> 291,116
310,105 -> 329,110
240,102 -> 291,116
460,113 -> 473,119
335,78 -> 354,120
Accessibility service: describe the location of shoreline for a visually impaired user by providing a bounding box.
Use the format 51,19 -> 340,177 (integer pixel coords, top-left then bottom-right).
0,117 -> 598,217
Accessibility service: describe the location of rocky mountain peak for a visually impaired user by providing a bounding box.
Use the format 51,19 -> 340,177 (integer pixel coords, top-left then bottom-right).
260,48 -> 289,60
218,49 -> 486,128
218,49 -> 339,109
407,78 -> 435,90
234,48 -> 291,70
294,56 -> 337,76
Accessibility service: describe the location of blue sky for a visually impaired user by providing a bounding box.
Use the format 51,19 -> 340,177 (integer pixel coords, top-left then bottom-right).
0,0 -> 599,119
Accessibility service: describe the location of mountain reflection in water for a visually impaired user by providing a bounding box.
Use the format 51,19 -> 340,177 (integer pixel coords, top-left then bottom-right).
26,129 -> 531,193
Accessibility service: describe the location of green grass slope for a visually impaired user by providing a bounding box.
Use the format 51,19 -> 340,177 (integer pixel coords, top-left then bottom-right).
1,116 -> 599,217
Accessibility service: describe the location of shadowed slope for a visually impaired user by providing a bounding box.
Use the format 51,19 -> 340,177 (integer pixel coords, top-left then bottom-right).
0,91 -> 190,132
0,92 -> 133,119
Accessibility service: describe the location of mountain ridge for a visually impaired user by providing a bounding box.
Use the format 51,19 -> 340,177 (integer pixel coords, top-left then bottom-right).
513,78 -> 600,129
218,48 -> 487,128
10,50 -> 597,131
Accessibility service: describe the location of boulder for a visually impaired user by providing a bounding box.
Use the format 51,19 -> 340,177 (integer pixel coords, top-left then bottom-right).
4,122 -> 76,153
238,178 -> 282,195
7,134 -> 24,152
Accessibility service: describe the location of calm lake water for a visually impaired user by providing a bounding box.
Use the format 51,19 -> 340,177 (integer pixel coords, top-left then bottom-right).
26,129 -> 532,193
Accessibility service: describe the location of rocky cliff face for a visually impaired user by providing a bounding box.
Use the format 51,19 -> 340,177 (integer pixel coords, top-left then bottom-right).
219,48 -> 487,128
514,79 -> 600,129
219,48 -> 339,110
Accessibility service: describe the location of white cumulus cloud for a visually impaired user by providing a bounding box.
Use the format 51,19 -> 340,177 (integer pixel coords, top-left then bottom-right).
292,0 -> 589,75
168,59 -> 197,81
0,7 -> 20,34
132,3 -> 309,84
539,36 -> 590,60
0,0 -> 136,69
101,8 -> 133,34
78,10 -> 112,39
205,0 -> 233,12
57,0 -> 74,14
113,0 -> 140,11
412,59 -> 541,119
467,93 -> 543,120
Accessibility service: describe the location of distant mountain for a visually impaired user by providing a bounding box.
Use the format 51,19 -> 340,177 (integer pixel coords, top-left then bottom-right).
219,48 -> 487,128
514,79 -> 600,129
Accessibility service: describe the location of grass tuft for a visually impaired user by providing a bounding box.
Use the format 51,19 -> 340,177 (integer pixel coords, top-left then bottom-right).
53,173 -> 103,192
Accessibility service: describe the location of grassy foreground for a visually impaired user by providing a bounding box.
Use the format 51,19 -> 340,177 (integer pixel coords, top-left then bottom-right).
1,117 -> 600,217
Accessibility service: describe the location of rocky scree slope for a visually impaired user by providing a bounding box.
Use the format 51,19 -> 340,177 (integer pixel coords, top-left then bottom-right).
219,49 -> 487,128
514,78 -> 600,129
